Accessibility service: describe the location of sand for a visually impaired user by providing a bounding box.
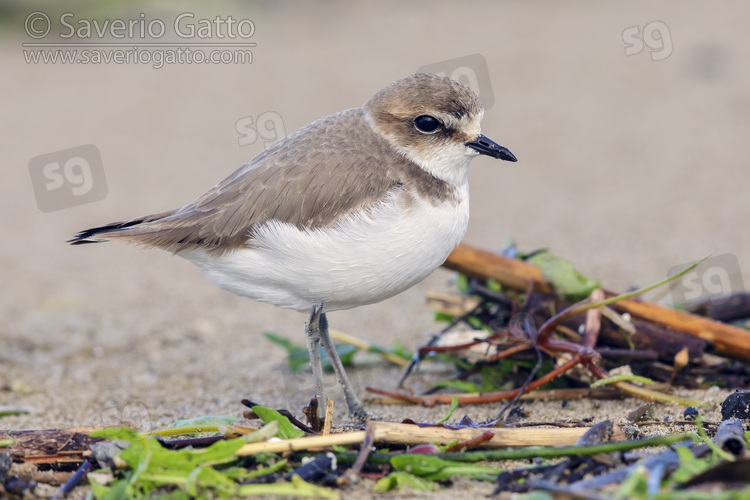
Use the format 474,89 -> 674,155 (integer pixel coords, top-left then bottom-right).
1,1 -> 748,497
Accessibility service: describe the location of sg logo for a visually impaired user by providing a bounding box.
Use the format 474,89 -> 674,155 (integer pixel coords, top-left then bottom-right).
668,254 -> 744,316
236,111 -> 287,149
622,21 -> 674,62
417,53 -> 495,110
28,144 -> 107,212
99,401 -> 153,439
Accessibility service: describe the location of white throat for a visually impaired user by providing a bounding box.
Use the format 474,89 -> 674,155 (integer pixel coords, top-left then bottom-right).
401,145 -> 474,188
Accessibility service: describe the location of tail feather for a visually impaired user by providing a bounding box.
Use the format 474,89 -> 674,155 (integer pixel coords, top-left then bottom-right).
68,210 -> 178,246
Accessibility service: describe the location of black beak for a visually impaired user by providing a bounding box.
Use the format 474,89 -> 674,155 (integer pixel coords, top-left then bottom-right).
466,134 -> 517,162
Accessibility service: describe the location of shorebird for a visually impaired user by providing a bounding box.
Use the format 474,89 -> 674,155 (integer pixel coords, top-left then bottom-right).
70,73 -> 517,421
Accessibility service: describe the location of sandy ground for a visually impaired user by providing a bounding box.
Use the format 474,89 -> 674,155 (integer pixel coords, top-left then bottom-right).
1,1 -> 748,497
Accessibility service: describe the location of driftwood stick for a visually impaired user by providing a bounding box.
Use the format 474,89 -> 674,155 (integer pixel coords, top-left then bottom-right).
442,243 -> 750,361
443,244 -> 552,294
236,421 -> 614,456
607,298 -> 750,361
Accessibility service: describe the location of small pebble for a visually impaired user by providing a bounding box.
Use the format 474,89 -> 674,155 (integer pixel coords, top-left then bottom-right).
720,390 -> 750,420
683,407 -> 699,421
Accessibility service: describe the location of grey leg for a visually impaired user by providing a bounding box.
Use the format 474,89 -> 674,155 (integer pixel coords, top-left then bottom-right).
318,311 -> 369,423
305,305 -> 326,407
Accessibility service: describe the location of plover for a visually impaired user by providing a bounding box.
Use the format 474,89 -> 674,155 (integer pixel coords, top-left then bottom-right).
70,73 -> 517,421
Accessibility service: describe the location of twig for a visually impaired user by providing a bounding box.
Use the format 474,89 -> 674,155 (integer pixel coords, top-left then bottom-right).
600,306 -> 636,334
301,398 -> 324,434
442,243 -> 750,361
237,421 -> 614,456
50,458 -> 92,499
369,355 -> 583,406
158,436 -> 225,449
595,347 -> 657,360
443,244 -> 552,294
237,430 -> 371,456
497,314 -> 543,421
144,426 -> 221,438
339,421 -> 376,486
398,298 -> 492,387
610,381 -> 709,407
323,399 -> 334,436
444,431 -> 496,452
583,289 -> 604,348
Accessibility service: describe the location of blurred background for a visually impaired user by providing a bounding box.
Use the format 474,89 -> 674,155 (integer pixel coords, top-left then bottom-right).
1,1 -> 748,429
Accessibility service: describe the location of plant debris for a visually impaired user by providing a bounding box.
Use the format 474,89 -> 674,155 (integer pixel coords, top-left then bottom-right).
367,244 -> 750,413
5,244 -> 750,498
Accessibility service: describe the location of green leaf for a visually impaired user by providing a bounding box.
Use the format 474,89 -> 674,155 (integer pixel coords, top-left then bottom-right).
86,428 -> 259,498
530,251 -> 601,302
251,405 -> 305,439
243,421 -> 280,444
221,459 -> 287,480
0,409 -> 29,418
170,415 -> 239,429
591,375 -> 657,388
375,471 -> 437,492
143,415 -> 242,438
89,474 -> 130,500
119,435 -> 247,475
466,315 -> 486,329
695,416 -> 736,462
615,464 -> 649,498
389,340 -> 413,360
433,312 -> 456,324
435,397 -> 459,424
487,279 -> 502,292
185,466 -> 237,497
390,454 -> 500,481
367,340 -> 413,361
455,273 -> 470,294
432,380 -> 482,393
252,451 -> 282,465
438,440 -> 459,453
236,474 -> 340,498
516,492 -> 556,500
671,446 -> 713,484
264,332 -> 311,372
89,426 -> 141,441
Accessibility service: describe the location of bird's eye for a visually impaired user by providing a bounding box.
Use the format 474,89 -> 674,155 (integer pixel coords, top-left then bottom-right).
414,115 -> 441,134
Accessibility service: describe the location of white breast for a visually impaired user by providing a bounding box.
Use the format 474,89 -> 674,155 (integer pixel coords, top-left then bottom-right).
180,184 -> 470,312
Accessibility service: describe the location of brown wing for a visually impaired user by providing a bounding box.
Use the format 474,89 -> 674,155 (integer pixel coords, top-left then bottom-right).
70,108 -> 445,254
